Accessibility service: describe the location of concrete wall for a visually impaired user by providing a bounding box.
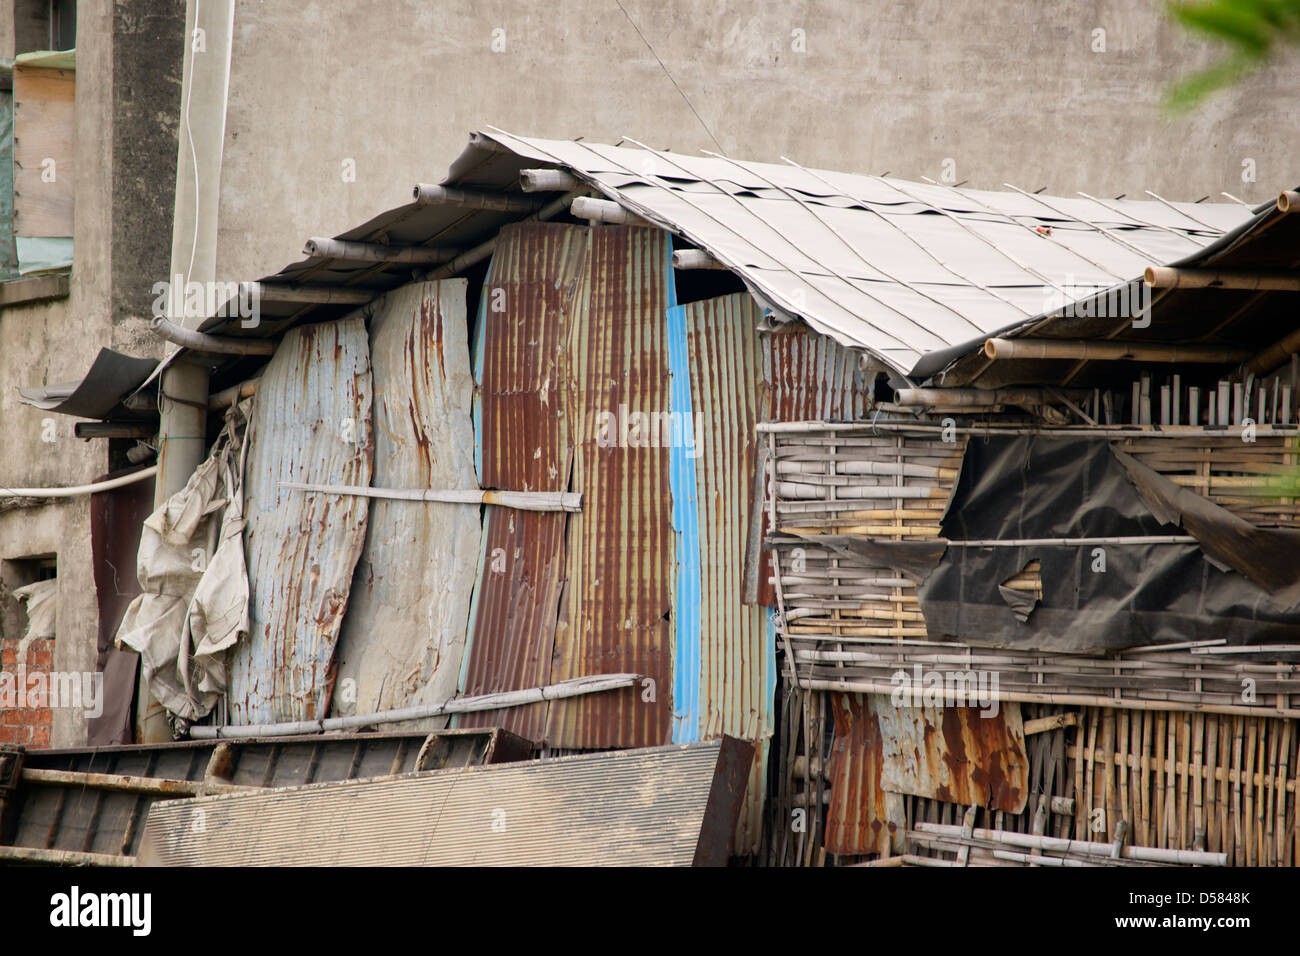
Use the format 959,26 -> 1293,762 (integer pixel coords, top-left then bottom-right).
0,0 -> 182,747
213,0 -> 1300,284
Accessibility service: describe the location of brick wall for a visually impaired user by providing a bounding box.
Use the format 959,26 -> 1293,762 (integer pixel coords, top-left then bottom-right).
0,636 -> 54,749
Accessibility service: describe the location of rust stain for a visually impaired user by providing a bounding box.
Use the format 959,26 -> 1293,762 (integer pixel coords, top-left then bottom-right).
755,323 -> 871,606
230,318 -> 373,725
459,223 -> 587,742
877,699 -> 1028,814
545,225 -> 675,749
825,692 -> 905,856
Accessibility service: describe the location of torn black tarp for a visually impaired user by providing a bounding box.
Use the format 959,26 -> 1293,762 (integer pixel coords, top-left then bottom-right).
17,348 -> 158,420
918,435 -> 1300,653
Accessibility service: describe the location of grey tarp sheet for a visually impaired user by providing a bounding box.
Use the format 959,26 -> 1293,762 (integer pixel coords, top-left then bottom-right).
916,435 -> 1300,653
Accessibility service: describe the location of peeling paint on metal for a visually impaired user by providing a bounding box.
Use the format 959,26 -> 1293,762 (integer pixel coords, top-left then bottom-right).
229,318 -> 373,724
669,292 -> 776,854
331,280 -> 480,726
876,700 -> 1029,814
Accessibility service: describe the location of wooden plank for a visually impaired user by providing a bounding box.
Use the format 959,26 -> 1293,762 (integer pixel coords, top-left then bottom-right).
13,65 -> 75,237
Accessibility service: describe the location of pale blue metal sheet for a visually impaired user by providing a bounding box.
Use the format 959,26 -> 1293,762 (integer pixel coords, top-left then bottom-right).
229,318 -> 373,724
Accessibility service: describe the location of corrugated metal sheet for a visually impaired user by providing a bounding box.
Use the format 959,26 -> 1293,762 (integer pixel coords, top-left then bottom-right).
668,292 -> 774,854
457,224 -> 587,742
875,702 -> 1029,814
545,226 -> 676,749
137,739 -> 753,867
229,319 -> 372,724
331,280 -> 479,725
826,693 -> 906,856
473,131 -> 1256,376
753,322 -> 871,608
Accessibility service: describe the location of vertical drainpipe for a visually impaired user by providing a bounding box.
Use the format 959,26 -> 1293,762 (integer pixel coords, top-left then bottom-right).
139,0 -> 237,742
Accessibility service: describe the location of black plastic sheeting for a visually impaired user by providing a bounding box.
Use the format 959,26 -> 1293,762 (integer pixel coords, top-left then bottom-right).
917,435 -> 1300,653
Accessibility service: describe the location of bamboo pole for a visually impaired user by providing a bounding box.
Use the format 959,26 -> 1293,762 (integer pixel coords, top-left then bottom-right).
912,822 -> 1227,865
410,183 -> 541,213
0,846 -> 135,867
20,768 -> 252,797
894,387 -> 1084,408
280,481 -> 582,512
303,237 -> 459,265
1143,266 -> 1300,292
208,376 -> 260,410
984,337 -> 1249,364
671,249 -> 728,270
570,196 -> 652,226
797,679 -> 1300,719
190,673 -> 639,739
519,168 -> 583,193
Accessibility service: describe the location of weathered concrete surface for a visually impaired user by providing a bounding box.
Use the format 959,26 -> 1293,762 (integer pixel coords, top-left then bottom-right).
0,2 -> 183,747
215,0 -> 1300,284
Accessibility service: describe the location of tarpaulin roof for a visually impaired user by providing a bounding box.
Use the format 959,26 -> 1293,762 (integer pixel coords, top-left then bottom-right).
463,131 -> 1258,376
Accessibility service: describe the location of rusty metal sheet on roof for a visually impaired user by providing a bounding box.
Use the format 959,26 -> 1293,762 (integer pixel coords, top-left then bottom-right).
669,292 -> 774,853
545,225 -> 676,749
876,700 -> 1029,814
138,739 -> 753,867
229,319 -> 372,725
330,280 -> 479,726
825,692 -> 905,856
458,223 -> 586,742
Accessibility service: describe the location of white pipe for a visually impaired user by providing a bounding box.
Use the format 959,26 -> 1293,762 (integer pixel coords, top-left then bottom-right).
191,673 -> 639,739
0,465 -> 158,499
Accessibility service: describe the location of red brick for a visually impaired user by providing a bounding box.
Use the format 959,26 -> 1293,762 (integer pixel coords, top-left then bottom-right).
27,649 -> 52,668
29,727 -> 50,748
0,726 -> 31,745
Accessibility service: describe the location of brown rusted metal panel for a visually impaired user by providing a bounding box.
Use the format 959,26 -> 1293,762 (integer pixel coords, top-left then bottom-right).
825,692 -> 905,856
546,225 -> 675,749
876,700 -> 1029,813
674,292 -> 773,854
229,318 -> 372,725
331,280 -> 479,726
458,223 -> 587,742
754,323 -> 871,606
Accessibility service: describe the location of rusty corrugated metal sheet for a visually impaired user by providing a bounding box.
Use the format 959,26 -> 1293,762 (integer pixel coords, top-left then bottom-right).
229,319 -> 372,724
331,280 -> 479,725
139,739 -> 753,867
825,693 -> 905,856
546,225 -> 676,749
670,292 -> 773,854
764,322 -> 870,422
754,323 -> 871,607
876,701 -> 1029,813
458,223 -> 586,741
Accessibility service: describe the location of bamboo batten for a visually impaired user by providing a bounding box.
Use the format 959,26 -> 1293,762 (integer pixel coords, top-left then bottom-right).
984,337 -> 1249,364
1144,266 -> 1300,292
767,422 -> 1300,866
896,704 -> 1300,866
